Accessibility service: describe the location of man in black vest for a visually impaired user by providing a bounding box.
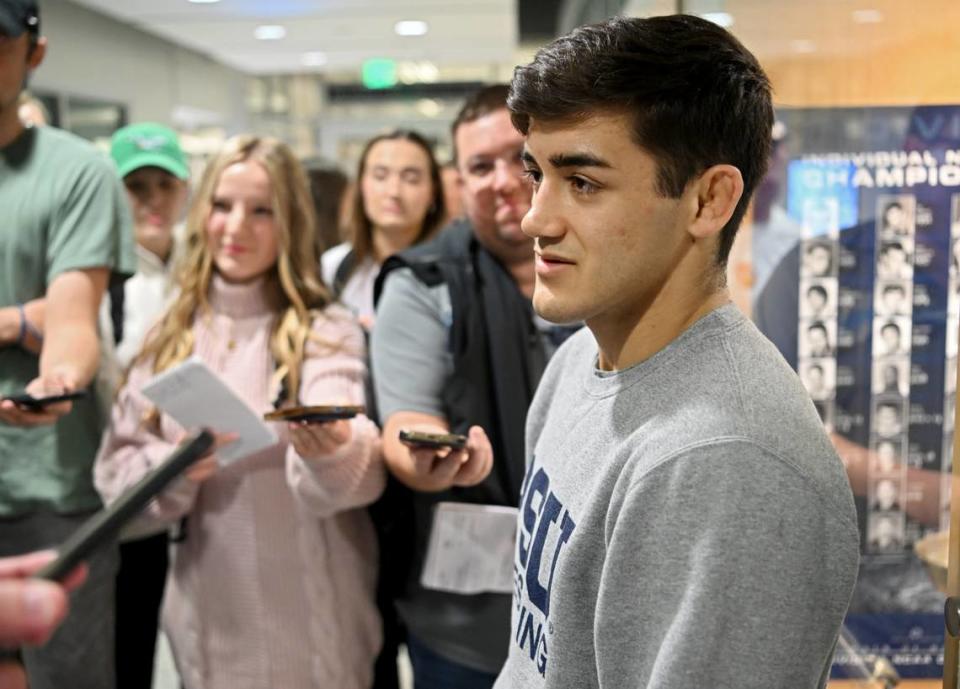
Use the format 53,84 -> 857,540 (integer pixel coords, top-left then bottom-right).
371,84 -> 561,688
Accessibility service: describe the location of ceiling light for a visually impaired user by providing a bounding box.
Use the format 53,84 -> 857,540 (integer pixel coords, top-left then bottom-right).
700,12 -> 734,28
188,0 -> 221,4
302,52 -> 328,67
791,39 -> 817,54
398,62 -> 419,85
395,20 -> 428,37
418,61 -> 439,82
852,9 -> 883,23
254,25 -> 286,40
417,99 -> 441,118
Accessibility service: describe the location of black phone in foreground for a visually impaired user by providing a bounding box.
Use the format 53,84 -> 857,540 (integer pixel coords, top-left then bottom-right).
3,390 -> 87,410
34,430 -> 214,582
398,430 -> 468,450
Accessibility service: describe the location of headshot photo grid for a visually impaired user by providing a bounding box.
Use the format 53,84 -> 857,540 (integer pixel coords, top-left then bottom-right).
798,197 -> 840,432
865,194 -> 919,552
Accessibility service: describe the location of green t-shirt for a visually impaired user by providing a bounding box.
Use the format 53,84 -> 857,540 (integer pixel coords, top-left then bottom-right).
0,125 -> 135,516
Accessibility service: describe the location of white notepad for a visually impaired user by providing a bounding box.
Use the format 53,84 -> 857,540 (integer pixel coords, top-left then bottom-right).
141,356 -> 278,465
420,502 -> 519,595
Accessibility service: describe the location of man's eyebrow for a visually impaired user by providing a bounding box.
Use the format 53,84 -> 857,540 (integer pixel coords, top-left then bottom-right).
521,149 -> 612,170
549,152 -> 612,169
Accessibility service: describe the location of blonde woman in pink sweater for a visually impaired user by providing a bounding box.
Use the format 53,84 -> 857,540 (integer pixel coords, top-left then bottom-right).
94,135 -> 385,689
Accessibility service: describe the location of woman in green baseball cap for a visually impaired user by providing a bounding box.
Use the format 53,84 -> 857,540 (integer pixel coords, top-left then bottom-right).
110,123 -> 189,305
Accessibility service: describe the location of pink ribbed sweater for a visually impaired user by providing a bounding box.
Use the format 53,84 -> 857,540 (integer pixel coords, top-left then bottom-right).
94,275 -> 385,689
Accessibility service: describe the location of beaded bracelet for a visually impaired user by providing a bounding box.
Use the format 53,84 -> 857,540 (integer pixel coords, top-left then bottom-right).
16,303 -> 26,348
16,303 -> 43,349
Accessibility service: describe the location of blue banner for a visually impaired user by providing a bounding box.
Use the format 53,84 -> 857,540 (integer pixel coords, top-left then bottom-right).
752,104 -> 960,679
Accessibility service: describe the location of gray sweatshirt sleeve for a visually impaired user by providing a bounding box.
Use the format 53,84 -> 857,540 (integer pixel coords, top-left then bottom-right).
596,440 -> 859,689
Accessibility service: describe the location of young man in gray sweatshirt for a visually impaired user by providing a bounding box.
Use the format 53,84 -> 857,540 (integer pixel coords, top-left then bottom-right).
494,14 -> 860,689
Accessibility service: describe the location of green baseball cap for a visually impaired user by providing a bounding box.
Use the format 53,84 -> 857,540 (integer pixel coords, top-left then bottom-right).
110,123 -> 189,180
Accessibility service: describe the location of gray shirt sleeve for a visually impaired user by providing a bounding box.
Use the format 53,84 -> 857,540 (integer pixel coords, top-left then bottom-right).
371,268 -> 454,421
595,440 -> 858,689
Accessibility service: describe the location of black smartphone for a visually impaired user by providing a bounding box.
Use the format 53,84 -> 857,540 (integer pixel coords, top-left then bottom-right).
263,404 -> 364,424
398,430 -> 468,450
3,390 -> 87,410
33,430 -> 215,582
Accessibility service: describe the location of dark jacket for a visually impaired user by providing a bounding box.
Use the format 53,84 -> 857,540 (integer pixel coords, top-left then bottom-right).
372,220 -> 546,669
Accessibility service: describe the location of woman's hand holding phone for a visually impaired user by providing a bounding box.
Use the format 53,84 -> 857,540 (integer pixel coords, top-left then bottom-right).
288,419 -> 352,461
265,404 -> 361,461
399,425 -> 493,491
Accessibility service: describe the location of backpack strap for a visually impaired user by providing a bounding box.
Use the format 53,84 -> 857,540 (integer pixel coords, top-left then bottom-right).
331,248 -> 357,299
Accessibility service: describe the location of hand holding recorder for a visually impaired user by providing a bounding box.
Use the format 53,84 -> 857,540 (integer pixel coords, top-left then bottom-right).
0,431 -> 213,686
397,425 -> 493,492
0,375 -> 86,427
33,430 -> 214,583
0,550 -> 86,646
0,551 -> 87,689
265,405 -> 363,462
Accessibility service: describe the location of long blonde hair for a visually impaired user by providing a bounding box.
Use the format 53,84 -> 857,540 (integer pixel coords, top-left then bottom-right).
135,135 -> 331,403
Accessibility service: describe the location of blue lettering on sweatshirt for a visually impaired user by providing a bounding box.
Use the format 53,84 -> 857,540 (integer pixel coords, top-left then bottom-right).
512,460 -> 576,676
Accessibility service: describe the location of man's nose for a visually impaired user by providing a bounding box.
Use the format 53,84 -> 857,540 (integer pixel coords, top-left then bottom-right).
492,158 -> 520,192
521,186 -> 561,240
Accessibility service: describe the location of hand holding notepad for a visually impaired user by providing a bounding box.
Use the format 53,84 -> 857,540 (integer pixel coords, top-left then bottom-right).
141,357 -> 277,466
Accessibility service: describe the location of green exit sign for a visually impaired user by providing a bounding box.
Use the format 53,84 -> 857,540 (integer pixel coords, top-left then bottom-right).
362,59 -> 398,89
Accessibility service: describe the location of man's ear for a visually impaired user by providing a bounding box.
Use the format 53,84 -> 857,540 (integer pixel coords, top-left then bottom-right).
688,164 -> 744,240
27,36 -> 47,70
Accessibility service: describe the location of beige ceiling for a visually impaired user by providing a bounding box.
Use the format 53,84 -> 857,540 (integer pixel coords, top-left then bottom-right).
66,0 -> 958,104
69,0 -> 519,75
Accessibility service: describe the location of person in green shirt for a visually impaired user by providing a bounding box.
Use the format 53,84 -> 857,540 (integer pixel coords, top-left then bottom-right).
0,2 -> 135,688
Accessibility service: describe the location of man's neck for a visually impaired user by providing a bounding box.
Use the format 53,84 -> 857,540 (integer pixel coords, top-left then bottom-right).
591,263 -> 731,371
0,106 -> 26,150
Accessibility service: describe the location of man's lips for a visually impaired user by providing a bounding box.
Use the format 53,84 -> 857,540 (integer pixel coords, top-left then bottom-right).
536,252 -> 575,264
535,252 -> 576,275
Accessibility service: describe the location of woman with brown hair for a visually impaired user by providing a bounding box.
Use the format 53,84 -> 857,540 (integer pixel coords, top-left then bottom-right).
94,135 -> 385,688
321,130 -> 445,329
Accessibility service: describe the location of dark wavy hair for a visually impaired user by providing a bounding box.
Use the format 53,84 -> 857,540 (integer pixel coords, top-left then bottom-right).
508,14 -> 774,267
347,129 -> 446,267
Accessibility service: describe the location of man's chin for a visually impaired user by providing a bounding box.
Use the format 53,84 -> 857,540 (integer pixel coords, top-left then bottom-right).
532,289 -> 579,324
495,218 -> 529,242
